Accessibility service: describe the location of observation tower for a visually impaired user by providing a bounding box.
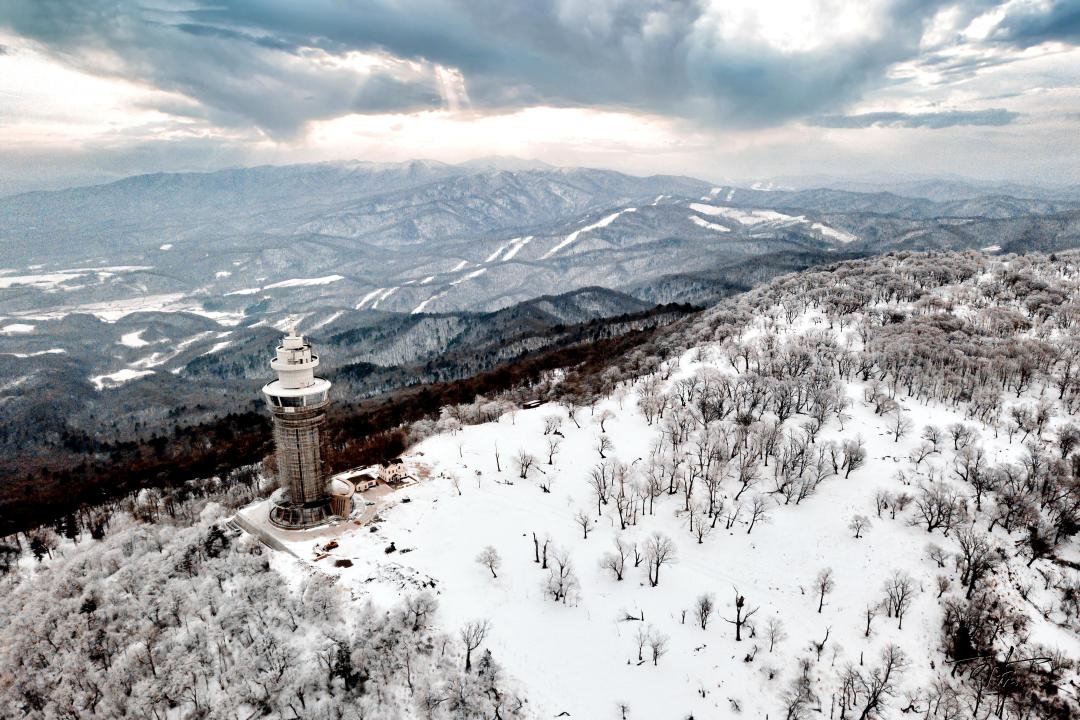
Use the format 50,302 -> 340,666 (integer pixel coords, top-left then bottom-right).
263,331 -> 334,529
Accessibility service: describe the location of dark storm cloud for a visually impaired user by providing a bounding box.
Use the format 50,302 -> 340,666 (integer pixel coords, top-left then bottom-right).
0,0 -> 968,136
993,0 -> 1080,46
809,108 -> 1021,129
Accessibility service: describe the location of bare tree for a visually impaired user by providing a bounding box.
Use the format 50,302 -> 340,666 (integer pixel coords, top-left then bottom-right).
842,437 -> 867,478
953,446 -> 991,511
600,537 -> 630,581
863,602 -> 879,637
560,398 -> 581,428
614,490 -> 634,531
588,461 -> 613,515
459,619 -> 490,671
515,449 -> 537,479
911,485 -> 966,535
643,461 -> 664,515
632,541 -> 644,568
531,532 -> 551,569
887,410 -> 914,443
545,548 -> 579,603
723,589 -> 759,641
783,656 -> 814,719
695,593 -> 715,630
926,543 -> 949,568
1056,422 -> 1080,459
851,644 -> 907,720
908,441 -> 936,468
724,502 -> 742,530
815,567 -> 835,613
404,592 -> 438,632
475,546 -> 501,579
922,424 -> 942,451
746,495 -> 770,535
947,422 -> 976,451
634,625 -> 649,663
692,504 -> 713,544
645,533 -> 677,587
812,626 -> 831,661
849,514 -> 870,539
648,628 -> 669,666
542,414 -> 563,435
574,508 -> 592,540
765,617 -> 786,652
874,490 -> 891,518
596,409 -> 616,432
597,434 -> 614,459
882,571 -> 917,630
546,436 -> 562,466
734,452 -> 759,501
954,528 -> 998,599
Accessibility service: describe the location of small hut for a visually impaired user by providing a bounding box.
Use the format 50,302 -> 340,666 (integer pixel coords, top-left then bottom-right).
326,477 -> 355,518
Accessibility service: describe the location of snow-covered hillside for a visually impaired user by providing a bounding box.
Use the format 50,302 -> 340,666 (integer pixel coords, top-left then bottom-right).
3,251 -> 1079,719
268,251 -> 1080,718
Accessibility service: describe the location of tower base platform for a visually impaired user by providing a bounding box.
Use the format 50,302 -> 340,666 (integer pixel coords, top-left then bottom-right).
268,490 -> 336,530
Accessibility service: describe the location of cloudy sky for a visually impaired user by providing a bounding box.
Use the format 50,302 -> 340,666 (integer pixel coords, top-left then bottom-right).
1,0 -> 1078,192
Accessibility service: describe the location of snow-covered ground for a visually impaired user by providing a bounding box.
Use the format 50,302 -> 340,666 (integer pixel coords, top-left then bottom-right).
0,323 -> 35,333
810,221 -> 857,244
0,348 -> 65,358
259,292 -> 1078,717
689,214 -> 732,232
541,209 -> 636,259
263,275 -> 344,289
90,368 -> 155,389
119,330 -> 149,348
0,265 -> 153,290
4,292 -> 246,325
689,202 -> 858,243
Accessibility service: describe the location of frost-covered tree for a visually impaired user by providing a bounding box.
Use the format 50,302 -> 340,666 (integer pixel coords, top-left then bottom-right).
765,617 -> 786,652
645,533 -> 677,587
476,546 -> 501,579
695,593 -> 715,630
882,571 -> 918,630
600,537 -> 630,581
814,567 -> 835,613
515,449 -> 537,479
574,508 -> 592,540
545,548 -> 579,603
849,514 -> 870,539
459,619 -> 490,672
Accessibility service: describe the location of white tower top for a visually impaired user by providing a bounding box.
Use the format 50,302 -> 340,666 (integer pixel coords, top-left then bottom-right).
263,331 -> 330,408
270,330 -> 320,390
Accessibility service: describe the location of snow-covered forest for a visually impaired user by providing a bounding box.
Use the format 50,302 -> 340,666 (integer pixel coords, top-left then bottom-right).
3,251 -> 1080,719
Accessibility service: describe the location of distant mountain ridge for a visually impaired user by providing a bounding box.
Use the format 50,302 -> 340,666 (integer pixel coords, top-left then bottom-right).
766,174 -> 1080,202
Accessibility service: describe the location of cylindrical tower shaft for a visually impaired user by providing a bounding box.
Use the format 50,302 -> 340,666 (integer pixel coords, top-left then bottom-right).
270,401 -> 328,504
262,331 -> 334,529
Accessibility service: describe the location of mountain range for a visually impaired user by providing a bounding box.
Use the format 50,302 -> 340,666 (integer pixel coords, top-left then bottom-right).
3,159 -> 1080,484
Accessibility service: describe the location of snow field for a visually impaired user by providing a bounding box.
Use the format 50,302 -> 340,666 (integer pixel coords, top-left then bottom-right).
265,305 -> 1067,718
